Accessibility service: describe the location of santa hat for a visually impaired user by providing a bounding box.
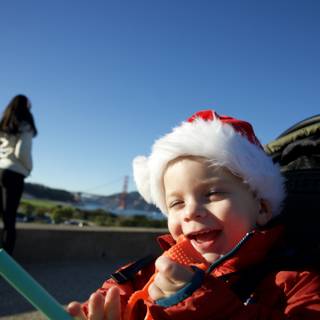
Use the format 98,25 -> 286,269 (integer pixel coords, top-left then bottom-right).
133,110 -> 285,216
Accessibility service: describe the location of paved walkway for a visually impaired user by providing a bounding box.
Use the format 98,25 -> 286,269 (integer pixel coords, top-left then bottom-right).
0,258 -> 128,319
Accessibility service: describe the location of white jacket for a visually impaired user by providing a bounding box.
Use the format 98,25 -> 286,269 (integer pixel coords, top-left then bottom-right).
0,123 -> 33,177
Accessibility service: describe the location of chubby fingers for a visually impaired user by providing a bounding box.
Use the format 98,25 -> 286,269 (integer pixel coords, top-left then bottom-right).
155,256 -> 194,283
67,287 -> 121,320
87,292 -> 105,320
149,256 -> 194,300
67,294 -> 105,320
67,301 -> 87,319
104,286 -> 121,320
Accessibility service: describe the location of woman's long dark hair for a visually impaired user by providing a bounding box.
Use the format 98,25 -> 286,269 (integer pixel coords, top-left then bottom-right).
0,95 -> 38,136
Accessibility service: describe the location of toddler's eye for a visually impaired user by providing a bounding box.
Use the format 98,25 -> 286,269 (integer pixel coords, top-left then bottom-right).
206,190 -> 226,199
169,200 -> 184,209
207,190 -> 219,196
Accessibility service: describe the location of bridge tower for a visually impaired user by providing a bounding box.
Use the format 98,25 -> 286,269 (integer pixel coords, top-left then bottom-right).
118,175 -> 128,209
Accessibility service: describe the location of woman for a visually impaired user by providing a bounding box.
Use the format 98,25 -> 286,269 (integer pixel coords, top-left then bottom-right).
0,94 -> 37,255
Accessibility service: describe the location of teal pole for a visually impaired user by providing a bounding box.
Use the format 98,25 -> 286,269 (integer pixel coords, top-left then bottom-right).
0,249 -> 74,320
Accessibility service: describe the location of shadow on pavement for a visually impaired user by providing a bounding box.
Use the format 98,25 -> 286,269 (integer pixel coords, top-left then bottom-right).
0,258 -> 129,318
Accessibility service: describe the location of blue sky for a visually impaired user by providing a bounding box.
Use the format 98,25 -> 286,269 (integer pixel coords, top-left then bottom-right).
0,0 -> 319,196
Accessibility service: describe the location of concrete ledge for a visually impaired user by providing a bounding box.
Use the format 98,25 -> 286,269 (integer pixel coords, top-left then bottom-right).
14,223 -> 168,262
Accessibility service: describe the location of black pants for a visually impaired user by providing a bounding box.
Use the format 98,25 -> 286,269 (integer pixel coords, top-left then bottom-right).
0,169 -> 25,255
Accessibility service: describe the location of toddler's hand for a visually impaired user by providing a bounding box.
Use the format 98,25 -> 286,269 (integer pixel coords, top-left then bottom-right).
67,286 -> 121,320
148,256 -> 194,301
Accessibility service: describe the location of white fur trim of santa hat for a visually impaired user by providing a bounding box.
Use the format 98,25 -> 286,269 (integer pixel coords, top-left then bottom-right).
133,110 -> 285,216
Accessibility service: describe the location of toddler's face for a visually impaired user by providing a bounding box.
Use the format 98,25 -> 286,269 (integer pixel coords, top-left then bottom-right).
164,157 -> 271,263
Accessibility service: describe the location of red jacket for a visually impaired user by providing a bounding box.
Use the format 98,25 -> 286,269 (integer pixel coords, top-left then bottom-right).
83,225 -> 320,319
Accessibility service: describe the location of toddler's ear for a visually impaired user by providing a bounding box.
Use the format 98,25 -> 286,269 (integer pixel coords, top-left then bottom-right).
256,200 -> 272,226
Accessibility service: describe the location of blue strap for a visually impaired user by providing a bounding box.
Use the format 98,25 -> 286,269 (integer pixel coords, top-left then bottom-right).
155,266 -> 205,307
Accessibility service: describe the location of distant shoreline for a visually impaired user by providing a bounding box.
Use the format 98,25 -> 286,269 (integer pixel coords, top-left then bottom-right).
12,222 -> 168,233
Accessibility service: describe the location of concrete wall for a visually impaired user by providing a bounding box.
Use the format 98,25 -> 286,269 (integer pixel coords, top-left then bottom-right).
14,224 -> 168,263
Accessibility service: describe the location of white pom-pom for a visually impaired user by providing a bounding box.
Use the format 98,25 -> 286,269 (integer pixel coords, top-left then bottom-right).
132,156 -> 152,203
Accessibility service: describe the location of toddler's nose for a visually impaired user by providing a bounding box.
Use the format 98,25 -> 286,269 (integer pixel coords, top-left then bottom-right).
183,201 -> 207,221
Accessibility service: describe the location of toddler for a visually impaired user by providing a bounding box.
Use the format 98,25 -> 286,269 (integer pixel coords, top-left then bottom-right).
68,110 -> 320,319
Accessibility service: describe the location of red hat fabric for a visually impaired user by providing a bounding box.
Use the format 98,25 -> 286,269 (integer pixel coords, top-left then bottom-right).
133,110 -> 285,216
188,110 -> 263,148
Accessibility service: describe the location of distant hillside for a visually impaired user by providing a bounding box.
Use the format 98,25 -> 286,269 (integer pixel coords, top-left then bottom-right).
80,191 -> 159,212
24,183 -> 76,203
23,183 -> 159,213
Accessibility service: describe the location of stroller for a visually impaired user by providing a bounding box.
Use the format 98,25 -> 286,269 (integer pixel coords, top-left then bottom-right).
264,114 -> 320,255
